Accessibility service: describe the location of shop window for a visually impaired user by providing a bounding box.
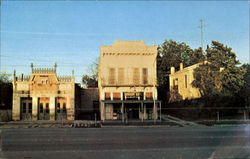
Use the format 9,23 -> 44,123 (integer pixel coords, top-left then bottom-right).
46,103 -> 49,113
40,103 -> 43,113
22,103 -> 26,113
57,103 -> 61,113
28,103 -> 32,113
63,103 -> 66,113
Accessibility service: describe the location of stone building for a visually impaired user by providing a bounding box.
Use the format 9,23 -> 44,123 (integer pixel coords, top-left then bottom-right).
169,62 -> 206,102
12,64 -> 76,121
98,40 -> 161,121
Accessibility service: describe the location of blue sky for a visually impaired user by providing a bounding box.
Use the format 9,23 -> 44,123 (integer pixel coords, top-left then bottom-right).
1,1 -> 249,84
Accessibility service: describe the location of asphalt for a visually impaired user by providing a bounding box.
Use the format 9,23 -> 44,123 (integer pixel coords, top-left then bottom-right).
0,125 -> 250,159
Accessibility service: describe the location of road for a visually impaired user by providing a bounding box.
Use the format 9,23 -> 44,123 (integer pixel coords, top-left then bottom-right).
0,125 -> 250,159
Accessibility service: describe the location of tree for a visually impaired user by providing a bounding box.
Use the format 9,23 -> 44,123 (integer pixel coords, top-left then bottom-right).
192,41 -> 245,101
157,40 -> 205,104
239,64 -> 250,108
82,58 -> 99,88
157,40 -> 204,87
0,72 -> 12,109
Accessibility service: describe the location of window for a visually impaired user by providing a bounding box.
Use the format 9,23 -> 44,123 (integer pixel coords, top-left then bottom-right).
105,92 -> 111,100
113,92 -> 121,100
22,103 -> 26,113
142,68 -> 148,85
108,68 -> 115,85
46,103 -> 49,113
57,103 -> 61,113
40,103 -> 43,113
28,103 -> 32,113
146,92 -> 153,100
118,68 -> 124,85
63,103 -> 66,113
185,75 -> 188,88
133,68 -> 140,85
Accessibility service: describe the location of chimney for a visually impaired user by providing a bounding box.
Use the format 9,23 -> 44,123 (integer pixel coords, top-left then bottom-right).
170,67 -> 175,74
219,67 -> 224,72
180,62 -> 183,71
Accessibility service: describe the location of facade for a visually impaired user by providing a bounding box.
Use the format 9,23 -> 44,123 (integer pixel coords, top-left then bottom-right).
12,64 -> 75,121
98,40 -> 161,121
169,62 -> 207,102
78,88 -> 99,120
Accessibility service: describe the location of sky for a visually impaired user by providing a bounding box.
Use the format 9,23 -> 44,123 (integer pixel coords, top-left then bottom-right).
0,1 -> 249,84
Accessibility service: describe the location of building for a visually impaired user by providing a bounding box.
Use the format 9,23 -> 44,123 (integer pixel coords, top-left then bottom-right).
12,64 -> 76,121
78,88 -> 99,120
98,40 -> 161,121
169,62 -> 208,102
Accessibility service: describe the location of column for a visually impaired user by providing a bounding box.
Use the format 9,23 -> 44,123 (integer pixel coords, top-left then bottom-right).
160,102 -> 162,122
12,94 -> 21,120
141,102 -> 143,122
32,97 -> 38,121
49,96 -> 55,120
144,104 -> 147,120
100,102 -> 105,121
121,102 -> 124,122
153,100 -> 156,120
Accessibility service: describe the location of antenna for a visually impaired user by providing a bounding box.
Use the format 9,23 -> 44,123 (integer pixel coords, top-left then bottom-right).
197,19 -> 207,53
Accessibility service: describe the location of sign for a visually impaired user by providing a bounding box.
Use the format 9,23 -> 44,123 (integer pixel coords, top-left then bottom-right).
124,92 -> 143,99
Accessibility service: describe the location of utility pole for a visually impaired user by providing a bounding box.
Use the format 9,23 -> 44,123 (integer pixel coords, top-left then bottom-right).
197,19 -> 207,53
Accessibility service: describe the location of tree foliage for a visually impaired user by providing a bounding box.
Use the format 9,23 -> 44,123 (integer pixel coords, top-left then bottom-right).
157,40 -> 205,87
0,72 -> 12,109
192,41 -> 246,105
82,58 -> 99,88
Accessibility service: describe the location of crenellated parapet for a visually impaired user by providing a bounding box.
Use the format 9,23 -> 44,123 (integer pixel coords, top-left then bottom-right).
32,68 -> 56,74
58,76 -> 72,82
16,75 -> 30,82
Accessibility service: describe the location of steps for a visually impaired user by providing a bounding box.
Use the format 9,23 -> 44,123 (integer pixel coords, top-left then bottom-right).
161,114 -> 202,127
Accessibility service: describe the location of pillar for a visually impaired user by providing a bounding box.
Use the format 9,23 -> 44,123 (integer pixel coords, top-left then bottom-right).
144,104 -> 147,120
160,102 -> 162,122
32,97 -> 38,121
100,102 -> 105,121
141,102 -> 143,122
12,94 -> 21,121
49,96 -> 55,120
121,102 -> 124,122
153,100 -> 156,120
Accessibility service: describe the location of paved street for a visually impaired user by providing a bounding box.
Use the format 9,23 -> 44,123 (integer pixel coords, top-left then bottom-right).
0,125 -> 250,159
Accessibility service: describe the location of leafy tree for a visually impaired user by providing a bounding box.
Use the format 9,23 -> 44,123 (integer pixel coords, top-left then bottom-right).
192,63 -> 223,97
82,58 -> 99,88
82,75 -> 98,88
193,41 -> 245,100
239,64 -> 250,108
0,72 -> 12,109
157,40 -> 204,87
157,40 -> 204,104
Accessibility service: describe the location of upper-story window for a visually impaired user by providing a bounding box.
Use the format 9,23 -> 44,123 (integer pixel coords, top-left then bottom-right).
118,68 -> 124,85
108,68 -> 115,85
185,75 -> 188,88
133,68 -> 140,85
142,68 -> 148,85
